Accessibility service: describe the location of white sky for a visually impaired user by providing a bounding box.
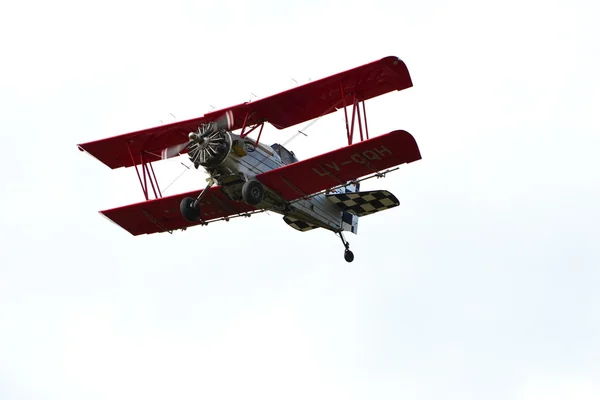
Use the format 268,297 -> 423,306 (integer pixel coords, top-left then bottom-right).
1,0 -> 599,399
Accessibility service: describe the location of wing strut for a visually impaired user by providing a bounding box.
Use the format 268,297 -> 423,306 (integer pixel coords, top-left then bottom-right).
340,82 -> 370,145
127,143 -> 163,201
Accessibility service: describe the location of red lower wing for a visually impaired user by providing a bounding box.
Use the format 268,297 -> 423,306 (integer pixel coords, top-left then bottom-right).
257,130 -> 421,201
101,187 -> 256,236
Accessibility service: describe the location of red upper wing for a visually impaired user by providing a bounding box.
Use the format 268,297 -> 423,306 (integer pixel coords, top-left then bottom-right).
256,130 -> 421,201
101,186 -> 256,236
78,56 -> 412,169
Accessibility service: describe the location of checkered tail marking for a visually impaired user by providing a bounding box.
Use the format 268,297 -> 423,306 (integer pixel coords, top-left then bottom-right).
326,190 -> 400,217
283,216 -> 320,232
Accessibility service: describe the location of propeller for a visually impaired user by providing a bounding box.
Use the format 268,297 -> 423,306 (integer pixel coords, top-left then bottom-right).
160,110 -> 234,161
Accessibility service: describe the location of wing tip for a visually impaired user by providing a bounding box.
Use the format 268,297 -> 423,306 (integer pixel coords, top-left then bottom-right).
98,210 -> 140,236
77,142 -> 123,169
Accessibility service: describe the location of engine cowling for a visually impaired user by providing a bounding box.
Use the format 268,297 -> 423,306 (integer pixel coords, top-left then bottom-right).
187,123 -> 233,169
159,110 -> 235,165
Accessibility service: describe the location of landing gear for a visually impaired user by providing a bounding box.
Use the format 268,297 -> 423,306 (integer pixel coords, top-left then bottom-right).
337,231 -> 354,263
344,249 -> 354,263
242,180 -> 264,205
180,179 -> 214,222
180,197 -> 201,222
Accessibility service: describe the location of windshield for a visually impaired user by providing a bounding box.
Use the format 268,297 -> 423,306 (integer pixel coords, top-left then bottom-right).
270,143 -> 298,165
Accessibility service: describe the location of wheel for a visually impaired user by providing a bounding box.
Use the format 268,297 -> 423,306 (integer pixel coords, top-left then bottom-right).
344,249 -> 354,263
180,197 -> 201,222
242,180 -> 264,205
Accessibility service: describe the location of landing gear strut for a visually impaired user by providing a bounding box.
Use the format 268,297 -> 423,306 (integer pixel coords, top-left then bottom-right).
337,231 -> 354,263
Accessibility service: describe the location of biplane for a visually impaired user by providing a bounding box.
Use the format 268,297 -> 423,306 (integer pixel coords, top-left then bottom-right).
77,56 -> 422,262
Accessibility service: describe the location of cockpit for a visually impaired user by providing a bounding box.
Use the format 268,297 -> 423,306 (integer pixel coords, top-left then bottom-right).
270,143 -> 298,165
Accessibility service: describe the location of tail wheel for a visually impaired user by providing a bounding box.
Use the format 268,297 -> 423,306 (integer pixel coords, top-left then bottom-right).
242,180 -> 264,205
344,249 -> 355,263
337,231 -> 354,263
180,197 -> 201,222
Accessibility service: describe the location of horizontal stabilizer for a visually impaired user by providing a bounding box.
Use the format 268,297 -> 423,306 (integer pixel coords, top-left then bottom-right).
283,216 -> 320,232
326,190 -> 399,217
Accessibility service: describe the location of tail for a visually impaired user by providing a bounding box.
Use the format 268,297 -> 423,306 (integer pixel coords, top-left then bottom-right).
327,183 -> 401,235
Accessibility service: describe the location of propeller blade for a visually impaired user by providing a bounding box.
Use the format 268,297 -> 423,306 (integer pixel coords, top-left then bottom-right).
159,110 -> 233,160
213,110 -> 234,130
161,142 -> 189,160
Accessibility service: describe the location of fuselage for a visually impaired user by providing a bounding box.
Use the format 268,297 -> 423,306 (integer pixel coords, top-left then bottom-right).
204,132 -> 354,233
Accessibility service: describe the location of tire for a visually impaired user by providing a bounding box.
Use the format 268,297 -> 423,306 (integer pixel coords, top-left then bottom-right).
344,249 -> 354,263
180,197 -> 201,222
242,180 -> 264,205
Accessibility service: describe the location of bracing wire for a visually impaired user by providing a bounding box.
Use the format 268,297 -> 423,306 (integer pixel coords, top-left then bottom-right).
162,162 -> 191,194
281,99 -> 342,148
161,96 -> 344,194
